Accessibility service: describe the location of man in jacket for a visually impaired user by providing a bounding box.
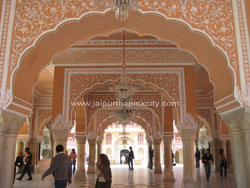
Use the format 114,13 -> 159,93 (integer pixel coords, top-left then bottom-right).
16,148 -> 32,181
128,146 -> 134,170
42,145 -> 72,188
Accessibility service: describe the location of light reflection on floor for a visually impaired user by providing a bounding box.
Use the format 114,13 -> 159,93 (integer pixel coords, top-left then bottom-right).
14,164 -> 235,188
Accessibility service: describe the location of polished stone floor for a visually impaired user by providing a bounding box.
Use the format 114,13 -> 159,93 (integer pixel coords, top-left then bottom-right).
14,164 -> 235,188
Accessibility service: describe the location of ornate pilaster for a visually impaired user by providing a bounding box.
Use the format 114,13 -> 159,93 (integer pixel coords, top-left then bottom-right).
87,138 -> 96,174
96,140 -> 103,157
51,114 -> 70,155
180,114 -> 197,188
75,135 -> 87,181
222,107 -> 249,188
153,138 -> 162,174
0,110 -> 26,188
163,135 -> 175,181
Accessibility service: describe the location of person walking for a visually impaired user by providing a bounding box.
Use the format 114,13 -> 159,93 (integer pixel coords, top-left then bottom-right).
128,146 -> 134,170
202,149 -> 213,182
42,145 -> 72,188
15,152 -> 24,173
195,148 -> 201,168
69,148 -> 77,174
219,148 -> 227,178
95,154 -> 112,188
16,148 -> 32,181
148,147 -> 154,169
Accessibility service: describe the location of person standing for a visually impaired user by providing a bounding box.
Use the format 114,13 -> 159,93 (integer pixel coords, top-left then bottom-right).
42,145 -> 72,188
128,146 -> 134,170
16,148 -> 32,181
202,149 -> 213,182
148,147 -> 154,169
69,148 -> 77,174
195,148 -> 201,168
95,154 -> 112,188
219,148 -> 227,178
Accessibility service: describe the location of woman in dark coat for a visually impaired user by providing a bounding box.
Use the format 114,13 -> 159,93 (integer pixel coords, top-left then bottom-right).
95,154 -> 112,188
202,149 -> 213,182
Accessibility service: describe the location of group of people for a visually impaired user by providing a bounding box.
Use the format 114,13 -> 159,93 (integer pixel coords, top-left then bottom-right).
41,144 -> 112,188
195,147 -> 228,182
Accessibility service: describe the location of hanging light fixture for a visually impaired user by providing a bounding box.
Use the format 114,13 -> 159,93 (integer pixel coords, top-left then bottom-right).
110,30 -> 137,104
94,0 -> 139,22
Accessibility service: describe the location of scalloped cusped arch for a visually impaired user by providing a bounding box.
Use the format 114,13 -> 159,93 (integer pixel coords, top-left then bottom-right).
12,11 -> 235,110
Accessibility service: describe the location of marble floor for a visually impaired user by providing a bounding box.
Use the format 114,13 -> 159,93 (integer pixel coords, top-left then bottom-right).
14,164 -> 235,188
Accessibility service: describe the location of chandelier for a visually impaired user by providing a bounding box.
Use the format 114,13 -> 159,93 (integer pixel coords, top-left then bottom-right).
94,0 -> 139,21
110,30 -> 137,104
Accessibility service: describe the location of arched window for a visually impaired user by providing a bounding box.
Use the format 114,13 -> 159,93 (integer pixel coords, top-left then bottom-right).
138,133 -> 144,144
106,133 -> 112,144
122,139 -> 128,145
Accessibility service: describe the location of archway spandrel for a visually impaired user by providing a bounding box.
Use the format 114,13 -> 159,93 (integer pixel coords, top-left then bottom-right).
9,0 -> 239,85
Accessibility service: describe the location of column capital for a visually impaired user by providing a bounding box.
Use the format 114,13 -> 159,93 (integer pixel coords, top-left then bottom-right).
75,135 -> 86,144
153,138 -> 162,145
163,135 -> 174,143
180,129 -> 197,140
88,138 -> 96,145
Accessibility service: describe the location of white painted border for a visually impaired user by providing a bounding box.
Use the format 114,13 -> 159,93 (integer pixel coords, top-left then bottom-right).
1,0 -> 16,98
63,67 -> 186,127
197,106 -> 216,138
0,0 -> 6,47
34,106 -> 52,138
8,9 -> 239,111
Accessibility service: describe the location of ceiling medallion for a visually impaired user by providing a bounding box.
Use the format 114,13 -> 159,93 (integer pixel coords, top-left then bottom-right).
94,0 -> 139,21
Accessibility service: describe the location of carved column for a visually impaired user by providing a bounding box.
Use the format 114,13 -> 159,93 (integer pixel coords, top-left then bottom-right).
213,138 -> 220,172
1,133 -> 17,187
52,129 -> 69,154
15,140 -> 23,156
153,138 -> 162,174
242,109 -> 250,187
181,129 -> 196,187
23,139 -> 29,152
75,135 -> 86,181
0,110 -> 26,188
230,127 -> 248,188
87,139 -> 96,174
222,108 -> 249,188
163,135 -> 175,180
219,139 -> 227,156
29,138 -> 39,172
96,140 -> 102,157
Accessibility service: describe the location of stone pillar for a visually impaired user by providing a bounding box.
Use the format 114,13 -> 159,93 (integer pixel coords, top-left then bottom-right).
75,136 -> 86,181
181,129 -> 196,188
147,140 -> 153,168
96,140 -> 102,157
52,129 -> 69,156
29,138 -> 39,172
23,139 -> 29,152
212,138 -> 220,172
0,110 -> 26,188
153,139 -> 162,174
163,136 -> 175,180
15,140 -> 22,156
242,126 -> 250,187
0,131 -> 5,170
87,139 -> 96,174
219,139 -> 227,157
0,133 -> 17,188
222,108 -> 249,188
230,128 -> 248,188
226,139 -> 233,169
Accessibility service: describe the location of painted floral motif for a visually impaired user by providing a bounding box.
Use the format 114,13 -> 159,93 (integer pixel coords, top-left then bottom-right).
9,0 -> 239,91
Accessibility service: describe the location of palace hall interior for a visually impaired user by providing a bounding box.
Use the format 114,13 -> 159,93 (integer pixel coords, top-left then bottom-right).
0,0 -> 250,188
